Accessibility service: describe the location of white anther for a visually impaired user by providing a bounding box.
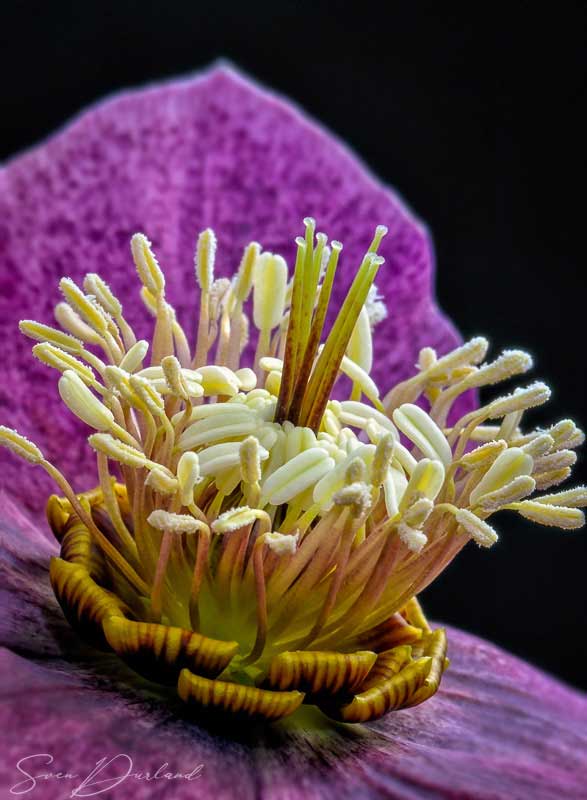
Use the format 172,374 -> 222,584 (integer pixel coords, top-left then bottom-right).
487,383 -> 551,418
212,506 -> 265,533
240,436 -> 262,484
19,320 -> 83,354
469,447 -> 534,506
83,274 -> 122,317
533,486 -> 587,508
455,509 -> 498,548
513,501 -> 585,530
346,306 -> 373,373
195,228 -> 216,292
177,452 -> 201,506
261,448 -> 334,506
58,370 -> 114,431
131,234 -> 165,295
459,440 -> 508,470
147,510 -> 203,534
198,365 -> 240,396
398,523 -> 428,553
253,253 -> 288,332
88,433 -> 148,468
521,434 -> 554,458
145,467 -> 179,495
119,340 -> 149,373
33,343 -> 95,384
476,475 -> 536,511
264,531 -> 299,556
392,403 -> 452,467
401,458 -> 446,508
0,426 -> 44,464
403,498 -> 434,528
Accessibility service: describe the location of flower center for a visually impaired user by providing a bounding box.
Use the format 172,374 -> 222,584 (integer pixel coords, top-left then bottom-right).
1,218 -> 585,723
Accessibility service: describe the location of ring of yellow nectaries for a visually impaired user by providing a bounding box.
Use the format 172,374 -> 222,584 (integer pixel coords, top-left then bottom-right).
2,218 -> 585,725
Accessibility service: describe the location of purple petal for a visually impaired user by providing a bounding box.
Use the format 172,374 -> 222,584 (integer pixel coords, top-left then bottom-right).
0,66 -> 467,517
1,500 -> 586,799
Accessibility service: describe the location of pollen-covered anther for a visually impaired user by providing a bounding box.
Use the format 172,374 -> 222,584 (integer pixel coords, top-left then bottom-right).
455,509 -> 499,548
147,510 -> 204,534
0,425 -> 44,464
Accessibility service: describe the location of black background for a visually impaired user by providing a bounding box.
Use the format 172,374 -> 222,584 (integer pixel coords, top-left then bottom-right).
1,3 -> 586,689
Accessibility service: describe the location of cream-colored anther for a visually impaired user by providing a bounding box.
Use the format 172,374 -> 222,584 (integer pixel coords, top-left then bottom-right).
147,510 -> 203,534
162,355 -> 189,400
533,450 -> 577,472
88,433 -> 148,469
476,475 -> 536,511
0,426 -> 44,464
469,447 -> 533,506
212,506 -> 269,533
54,302 -> 103,345
346,306 -> 373,374
253,253 -> 288,332
234,242 -> 259,303
521,434 -> 554,458
400,458 -> 445,509
364,283 -> 387,327
392,403 -> 452,467
59,278 -> 110,335
403,497 -> 434,528
383,466 -> 408,518
312,445 -> 375,507
240,436 -> 262,484
468,350 -> 533,388
265,371 -> 282,396
512,501 -> 585,530
19,320 -> 83,354
338,356 -> 380,404
145,467 -> 179,495
371,433 -> 395,487
33,343 -> 95,384
83,273 -> 123,318
455,509 -> 498,547
418,347 -> 437,371
533,487 -> 587,507
119,340 -> 149,373
345,456 -> 367,485
177,452 -> 201,506
333,482 -> 372,517
58,370 -> 114,430
487,382 -> 551,419
195,228 -> 216,292
264,531 -> 299,556
235,368 -> 257,392
261,448 -> 335,506
259,357 -> 283,373
548,419 -> 585,450
131,233 -> 165,295
335,400 -> 397,435
458,440 -> 508,470
198,365 -> 240,396
398,523 -> 428,553
178,408 -> 260,451
197,441 -> 269,477
128,374 -> 166,416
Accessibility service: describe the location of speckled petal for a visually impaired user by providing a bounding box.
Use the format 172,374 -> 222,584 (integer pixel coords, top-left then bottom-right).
0,65 -> 469,518
1,498 -> 587,799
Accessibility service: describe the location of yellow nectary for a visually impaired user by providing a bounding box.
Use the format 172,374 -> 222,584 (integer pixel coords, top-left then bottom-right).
1,219 -> 585,725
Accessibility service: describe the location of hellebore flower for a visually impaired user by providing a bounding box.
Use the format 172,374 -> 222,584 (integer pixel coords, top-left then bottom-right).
1,66 -> 586,799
